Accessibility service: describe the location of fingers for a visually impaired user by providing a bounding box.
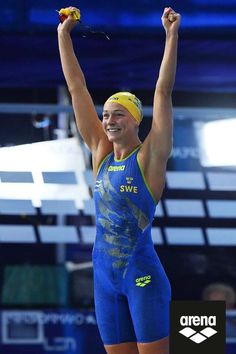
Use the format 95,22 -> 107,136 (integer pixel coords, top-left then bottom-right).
57,14 -> 78,34
58,6 -> 81,23
168,12 -> 181,23
162,7 -> 180,23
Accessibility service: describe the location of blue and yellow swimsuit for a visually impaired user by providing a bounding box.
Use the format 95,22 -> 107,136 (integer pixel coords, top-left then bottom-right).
93,145 -> 171,344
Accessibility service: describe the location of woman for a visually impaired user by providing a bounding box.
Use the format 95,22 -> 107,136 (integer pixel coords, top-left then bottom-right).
58,6 -> 180,354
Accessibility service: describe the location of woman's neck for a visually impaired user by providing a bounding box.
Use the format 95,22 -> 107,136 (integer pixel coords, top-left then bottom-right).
113,139 -> 141,160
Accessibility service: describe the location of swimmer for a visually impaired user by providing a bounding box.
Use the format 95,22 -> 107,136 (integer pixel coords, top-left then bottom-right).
57,6 -> 181,354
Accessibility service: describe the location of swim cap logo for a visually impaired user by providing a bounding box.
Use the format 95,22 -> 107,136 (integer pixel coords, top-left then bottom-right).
135,275 -> 151,287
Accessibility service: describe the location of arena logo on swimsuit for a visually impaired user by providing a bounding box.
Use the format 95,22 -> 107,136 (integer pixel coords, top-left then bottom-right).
135,275 -> 151,287
108,165 -> 125,171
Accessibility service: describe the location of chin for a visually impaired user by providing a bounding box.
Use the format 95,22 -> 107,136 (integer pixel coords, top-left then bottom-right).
106,133 -> 119,142
107,136 -> 117,143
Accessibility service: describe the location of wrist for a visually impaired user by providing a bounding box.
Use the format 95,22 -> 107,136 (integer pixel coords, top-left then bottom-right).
58,28 -> 71,38
165,31 -> 179,40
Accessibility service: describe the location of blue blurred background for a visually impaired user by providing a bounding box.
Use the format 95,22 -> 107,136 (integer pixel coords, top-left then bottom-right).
0,0 -> 236,94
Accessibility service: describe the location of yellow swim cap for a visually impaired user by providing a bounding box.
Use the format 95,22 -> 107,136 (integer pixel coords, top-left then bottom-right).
105,92 -> 143,125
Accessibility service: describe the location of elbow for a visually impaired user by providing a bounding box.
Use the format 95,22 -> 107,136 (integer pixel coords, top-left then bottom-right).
68,81 -> 87,96
155,79 -> 174,97
155,85 -> 173,98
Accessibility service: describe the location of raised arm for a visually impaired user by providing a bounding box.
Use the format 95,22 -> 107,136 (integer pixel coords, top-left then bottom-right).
151,7 -> 180,157
147,7 -> 180,158
57,10 -> 112,172
139,8 -> 180,201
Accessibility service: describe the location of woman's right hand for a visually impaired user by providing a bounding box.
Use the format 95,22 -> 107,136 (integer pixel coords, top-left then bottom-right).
57,7 -> 80,34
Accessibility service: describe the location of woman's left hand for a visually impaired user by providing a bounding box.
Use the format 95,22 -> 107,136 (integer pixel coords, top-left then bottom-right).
162,7 -> 181,33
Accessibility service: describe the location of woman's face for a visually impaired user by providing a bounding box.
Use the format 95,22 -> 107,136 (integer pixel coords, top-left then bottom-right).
102,102 -> 137,142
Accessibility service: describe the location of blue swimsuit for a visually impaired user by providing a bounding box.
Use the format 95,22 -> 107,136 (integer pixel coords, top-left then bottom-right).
93,145 -> 171,345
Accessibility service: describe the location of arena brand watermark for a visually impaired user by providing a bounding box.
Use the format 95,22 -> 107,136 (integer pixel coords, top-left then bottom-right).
170,301 -> 226,354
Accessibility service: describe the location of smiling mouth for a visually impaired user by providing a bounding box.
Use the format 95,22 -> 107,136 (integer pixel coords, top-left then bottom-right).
107,128 -> 121,132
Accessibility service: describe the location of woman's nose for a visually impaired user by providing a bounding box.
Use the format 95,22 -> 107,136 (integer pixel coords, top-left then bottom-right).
107,114 -> 115,124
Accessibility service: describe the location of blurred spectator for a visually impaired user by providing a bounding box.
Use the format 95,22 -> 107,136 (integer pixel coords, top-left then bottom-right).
202,282 -> 236,339
202,282 -> 236,309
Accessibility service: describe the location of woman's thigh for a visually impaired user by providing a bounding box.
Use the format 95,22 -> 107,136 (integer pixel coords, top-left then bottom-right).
104,337 -> 169,354
104,342 -> 139,354
126,254 -> 171,343
138,336 -> 169,354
